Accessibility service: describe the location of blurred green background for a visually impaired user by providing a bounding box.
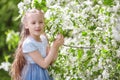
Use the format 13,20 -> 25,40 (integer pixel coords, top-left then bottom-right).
0,0 -> 20,80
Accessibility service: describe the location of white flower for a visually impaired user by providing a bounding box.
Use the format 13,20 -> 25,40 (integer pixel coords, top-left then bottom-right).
112,2 -> 120,13
45,10 -> 52,19
98,0 -> 102,4
73,13 -> 80,18
66,76 -> 70,80
0,62 -> 11,71
116,49 -> 120,58
62,19 -> 74,30
84,0 -> 92,5
91,57 -> 97,63
24,0 -> 32,5
54,19 -> 60,24
102,69 -> 109,79
18,2 -> 24,9
18,2 -> 27,15
94,75 -> 102,80
46,0 -> 56,7
98,58 -> 103,69
98,14 -> 106,22
86,69 -> 92,76
37,0 -> 42,3
112,27 -> 120,41
92,66 -> 99,72
49,4 -> 61,9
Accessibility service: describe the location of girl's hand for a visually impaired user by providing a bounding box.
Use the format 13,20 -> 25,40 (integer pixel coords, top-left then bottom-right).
53,34 -> 64,48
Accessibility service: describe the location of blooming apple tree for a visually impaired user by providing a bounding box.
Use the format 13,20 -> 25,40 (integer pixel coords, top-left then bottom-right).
2,0 -> 120,80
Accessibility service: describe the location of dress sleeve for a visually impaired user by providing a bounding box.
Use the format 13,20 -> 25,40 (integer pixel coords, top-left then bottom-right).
22,41 -> 38,53
40,34 -> 48,46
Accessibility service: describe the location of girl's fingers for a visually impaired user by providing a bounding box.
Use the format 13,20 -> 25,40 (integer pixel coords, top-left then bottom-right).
58,36 -> 64,42
55,34 -> 64,45
59,34 -> 64,40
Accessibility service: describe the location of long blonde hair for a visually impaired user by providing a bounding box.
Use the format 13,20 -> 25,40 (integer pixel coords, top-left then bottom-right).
10,9 -> 44,80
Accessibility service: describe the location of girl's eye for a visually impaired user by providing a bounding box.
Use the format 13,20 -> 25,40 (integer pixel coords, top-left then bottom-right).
32,22 -> 35,24
39,21 -> 43,23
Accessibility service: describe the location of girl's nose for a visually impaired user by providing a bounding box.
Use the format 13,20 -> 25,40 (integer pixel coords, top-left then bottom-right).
36,23 -> 40,27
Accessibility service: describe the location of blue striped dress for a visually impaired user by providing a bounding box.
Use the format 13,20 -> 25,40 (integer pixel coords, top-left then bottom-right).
21,35 -> 53,80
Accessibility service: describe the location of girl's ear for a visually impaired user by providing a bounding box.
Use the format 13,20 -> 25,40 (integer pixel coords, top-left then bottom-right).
24,24 -> 29,29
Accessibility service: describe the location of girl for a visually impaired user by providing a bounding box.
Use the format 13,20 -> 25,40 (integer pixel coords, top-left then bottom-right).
10,9 -> 64,80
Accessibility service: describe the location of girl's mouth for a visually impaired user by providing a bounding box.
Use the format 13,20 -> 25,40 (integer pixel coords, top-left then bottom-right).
35,29 -> 41,32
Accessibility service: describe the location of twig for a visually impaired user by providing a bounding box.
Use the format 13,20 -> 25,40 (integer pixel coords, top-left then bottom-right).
63,44 -> 95,49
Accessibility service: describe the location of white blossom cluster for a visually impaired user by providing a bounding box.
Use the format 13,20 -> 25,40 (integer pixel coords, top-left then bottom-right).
44,0 -> 120,80
112,18 -> 120,41
16,0 -> 120,80
0,62 -> 11,71
18,0 -> 32,15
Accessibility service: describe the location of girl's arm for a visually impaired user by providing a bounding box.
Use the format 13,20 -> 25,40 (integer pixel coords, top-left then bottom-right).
44,33 -> 58,64
28,34 -> 64,69
46,45 -> 58,65
28,44 -> 59,69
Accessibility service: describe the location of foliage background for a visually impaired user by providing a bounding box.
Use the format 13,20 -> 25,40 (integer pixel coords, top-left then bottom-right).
0,0 -> 120,80
0,0 -> 21,80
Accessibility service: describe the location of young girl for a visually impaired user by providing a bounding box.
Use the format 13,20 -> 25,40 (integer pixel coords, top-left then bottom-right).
10,9 -> 64,80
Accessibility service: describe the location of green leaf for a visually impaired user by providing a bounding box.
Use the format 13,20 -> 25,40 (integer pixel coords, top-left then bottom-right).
86,50 -> 92,56
88,25 -> 97,30
90,38 -> 95,44
3,53 -> 11,62
33,0 -> 47,12
77,49 -> 84,59
103,0 -> 114,6
117,64 -> 120,70
100,49 -> 109,58
99,36 -> 106,44
82,31 -> 87,36
101,49 -> 108,53
105,11 -> 111,16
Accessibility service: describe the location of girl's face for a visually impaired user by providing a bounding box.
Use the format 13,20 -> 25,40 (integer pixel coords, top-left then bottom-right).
25,13 -> 44,38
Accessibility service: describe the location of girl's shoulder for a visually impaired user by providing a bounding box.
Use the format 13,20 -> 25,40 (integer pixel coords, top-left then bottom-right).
22,37 -> 38,53
40,34 -> 47,41
40,34 -> 48,45
23,36 -> 34,46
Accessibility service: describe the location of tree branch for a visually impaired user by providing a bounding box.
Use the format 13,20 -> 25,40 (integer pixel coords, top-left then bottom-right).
63,44 -> 95,49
